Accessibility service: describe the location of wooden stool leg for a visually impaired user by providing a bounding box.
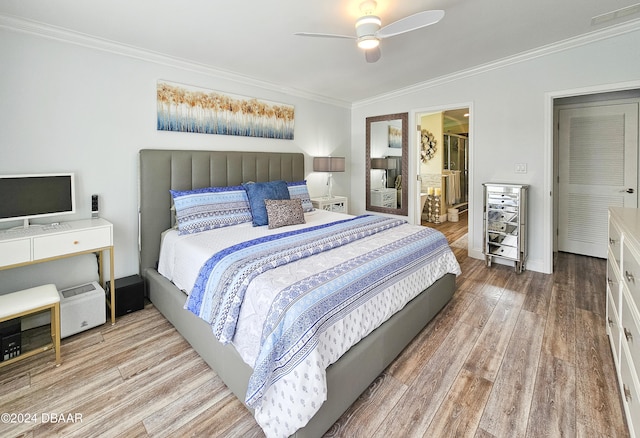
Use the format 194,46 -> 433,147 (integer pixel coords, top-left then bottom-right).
52,302 -> 61,366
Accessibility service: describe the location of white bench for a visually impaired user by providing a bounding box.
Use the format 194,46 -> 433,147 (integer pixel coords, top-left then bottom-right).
0,284 -> 61,367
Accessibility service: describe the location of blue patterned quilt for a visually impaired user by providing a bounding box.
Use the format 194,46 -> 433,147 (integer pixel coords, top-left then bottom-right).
185,215 -> 406,343
184,214 -> 459,437
246,222 -> 452,408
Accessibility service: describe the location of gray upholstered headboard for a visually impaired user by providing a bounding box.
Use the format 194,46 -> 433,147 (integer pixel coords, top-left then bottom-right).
138,149 -> 305,275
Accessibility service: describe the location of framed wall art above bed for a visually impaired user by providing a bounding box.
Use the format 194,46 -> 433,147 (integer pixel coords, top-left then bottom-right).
156,81 -> 295,140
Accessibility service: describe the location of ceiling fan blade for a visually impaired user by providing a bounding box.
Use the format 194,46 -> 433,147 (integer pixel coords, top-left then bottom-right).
377,10 -> 444,38
365,47 -> 381,63
294,32 -> 355,40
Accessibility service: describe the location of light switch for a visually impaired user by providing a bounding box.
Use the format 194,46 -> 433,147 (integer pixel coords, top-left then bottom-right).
515,163 -> 527,173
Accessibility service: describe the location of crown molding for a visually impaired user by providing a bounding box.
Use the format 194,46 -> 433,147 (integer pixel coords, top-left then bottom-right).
0,14 -> 352,109
353,18 -> 640,108
3,13 -> 638,111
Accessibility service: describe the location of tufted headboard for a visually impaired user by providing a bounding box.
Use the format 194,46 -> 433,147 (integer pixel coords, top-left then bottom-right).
138,149 -> 305,275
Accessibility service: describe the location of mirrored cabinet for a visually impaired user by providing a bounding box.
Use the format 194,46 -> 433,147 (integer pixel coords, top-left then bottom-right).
483,183 -> 528,273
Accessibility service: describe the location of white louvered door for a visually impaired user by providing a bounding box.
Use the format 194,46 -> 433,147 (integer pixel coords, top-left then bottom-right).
558,102 -> 639,258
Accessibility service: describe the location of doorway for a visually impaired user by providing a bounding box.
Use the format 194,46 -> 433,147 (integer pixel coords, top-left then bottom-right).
416,107 -> 470,244
553,90 -> 640,260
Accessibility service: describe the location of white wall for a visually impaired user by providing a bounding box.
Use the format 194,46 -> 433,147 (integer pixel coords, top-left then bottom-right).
0,28 -> 351,280
351,27 -> 640,273
3,23 -> 639,280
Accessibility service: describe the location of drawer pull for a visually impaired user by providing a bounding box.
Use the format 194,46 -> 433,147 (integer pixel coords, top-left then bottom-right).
625,271 -> 635,283
625,327 -> 633,342
73,240 -> 79,245
624,384 -> 632,402
609,238 -> 617,245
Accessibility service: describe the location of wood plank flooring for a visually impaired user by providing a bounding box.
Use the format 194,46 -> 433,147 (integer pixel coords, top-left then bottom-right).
0,213 -> 629,437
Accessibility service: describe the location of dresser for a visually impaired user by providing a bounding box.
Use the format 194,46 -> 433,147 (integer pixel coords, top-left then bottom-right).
607,207 -> 640,436
482,183 -> 528,273
370,188 -> 397,209
0,219 -> 116,324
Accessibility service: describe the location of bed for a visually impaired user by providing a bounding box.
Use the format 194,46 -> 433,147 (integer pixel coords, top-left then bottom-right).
138,149 -> 460,438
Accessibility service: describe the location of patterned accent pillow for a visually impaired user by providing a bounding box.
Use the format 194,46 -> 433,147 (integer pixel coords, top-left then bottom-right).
243,180 -> 291,226
265,199 -> 306,229
170,185 -> 252,235
287,180 -> 314,212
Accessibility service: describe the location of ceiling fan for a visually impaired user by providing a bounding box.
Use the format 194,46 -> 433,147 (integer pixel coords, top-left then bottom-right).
294,0 -> 444,63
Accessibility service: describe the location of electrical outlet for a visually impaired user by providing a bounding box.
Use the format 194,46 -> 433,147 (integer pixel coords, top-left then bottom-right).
515,163 -> 527,173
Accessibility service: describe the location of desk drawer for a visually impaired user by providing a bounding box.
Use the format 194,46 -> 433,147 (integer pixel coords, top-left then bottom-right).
33,228 -> 111,260
0,239 -> 30,266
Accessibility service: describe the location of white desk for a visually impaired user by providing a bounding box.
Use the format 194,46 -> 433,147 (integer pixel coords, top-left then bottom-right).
0,219 -> 116,324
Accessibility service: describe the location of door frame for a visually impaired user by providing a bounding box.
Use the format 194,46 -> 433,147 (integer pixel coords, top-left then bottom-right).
544,80 -> 640,273
410,102 -> 474,249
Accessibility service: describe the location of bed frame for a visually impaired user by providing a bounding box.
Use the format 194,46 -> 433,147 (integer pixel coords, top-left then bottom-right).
138,149 -> 455,438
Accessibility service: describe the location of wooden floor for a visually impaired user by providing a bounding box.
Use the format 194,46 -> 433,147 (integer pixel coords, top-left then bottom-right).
0,213 -> 629,437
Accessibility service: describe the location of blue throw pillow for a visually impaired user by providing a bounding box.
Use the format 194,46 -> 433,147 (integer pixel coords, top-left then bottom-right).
242,180 -> 291,226
170,185 -> 252,234
287,180 -> 315,213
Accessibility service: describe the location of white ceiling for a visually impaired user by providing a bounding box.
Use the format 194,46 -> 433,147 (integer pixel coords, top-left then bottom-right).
1,0 -> 639,104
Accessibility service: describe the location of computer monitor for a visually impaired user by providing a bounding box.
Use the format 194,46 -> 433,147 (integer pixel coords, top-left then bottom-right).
0,173 -> 76,228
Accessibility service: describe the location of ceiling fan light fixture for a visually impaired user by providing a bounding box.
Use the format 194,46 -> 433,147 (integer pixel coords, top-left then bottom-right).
357,36 -> 380,49
296,3 -> 443,63
355,15 -> 381,50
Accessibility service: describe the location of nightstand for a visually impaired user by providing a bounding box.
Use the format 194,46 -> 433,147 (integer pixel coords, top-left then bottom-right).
370,188 -> 397,209
311,196 -> 348,213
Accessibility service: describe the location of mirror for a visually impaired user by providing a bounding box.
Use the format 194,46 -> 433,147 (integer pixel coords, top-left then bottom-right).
366,112 -> 408,216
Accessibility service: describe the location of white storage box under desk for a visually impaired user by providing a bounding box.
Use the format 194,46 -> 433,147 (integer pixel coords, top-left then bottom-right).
59,281 -> 106,338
